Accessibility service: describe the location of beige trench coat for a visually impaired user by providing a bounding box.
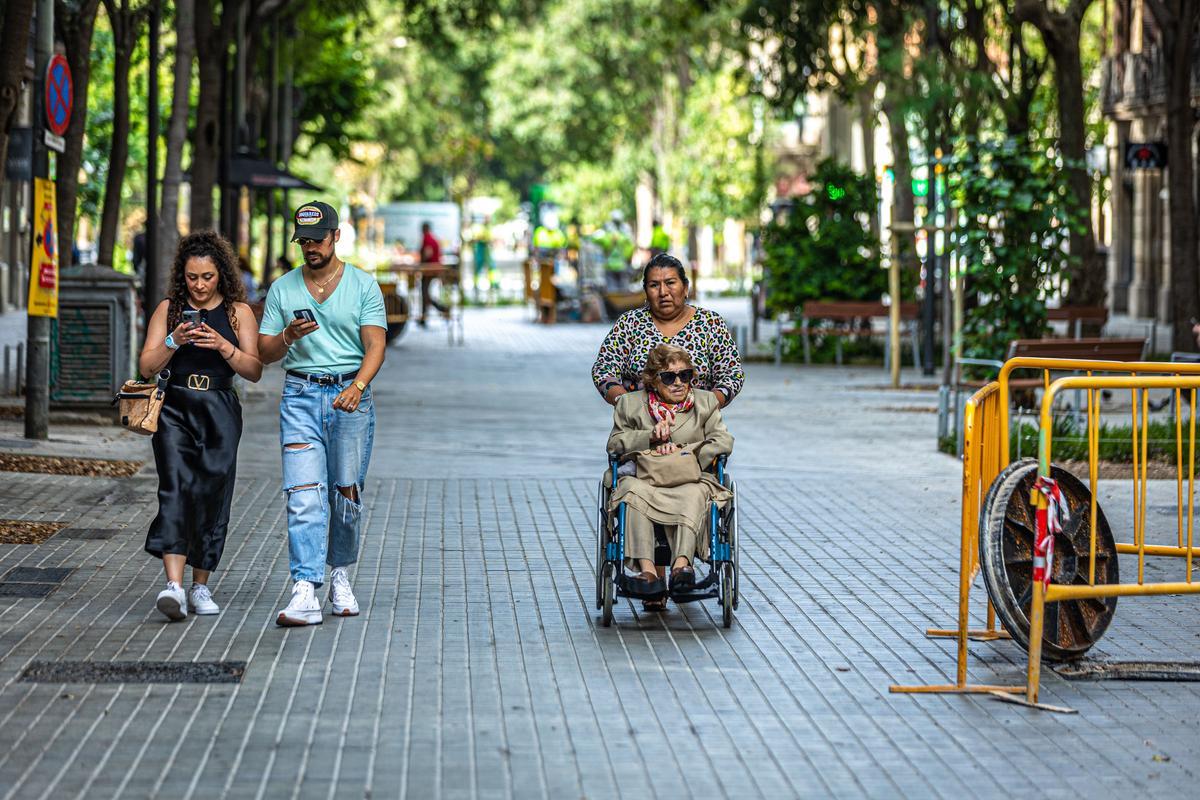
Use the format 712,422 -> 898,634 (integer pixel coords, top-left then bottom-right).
606,390 -> 734,555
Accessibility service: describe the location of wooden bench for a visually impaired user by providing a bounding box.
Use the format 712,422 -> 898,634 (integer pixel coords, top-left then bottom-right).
957,337 -> 1149,390
1006,336 -> 1145,363
1046,305 -> 1109,338
775,300 -> 921,368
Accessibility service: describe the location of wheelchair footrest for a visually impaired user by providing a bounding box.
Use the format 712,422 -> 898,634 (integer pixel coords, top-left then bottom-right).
614,572 -> 667,600
667,568 -> 720,603
668,589 -> 719,604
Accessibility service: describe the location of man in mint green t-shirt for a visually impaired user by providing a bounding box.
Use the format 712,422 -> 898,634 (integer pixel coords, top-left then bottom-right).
258,200 -> 387,627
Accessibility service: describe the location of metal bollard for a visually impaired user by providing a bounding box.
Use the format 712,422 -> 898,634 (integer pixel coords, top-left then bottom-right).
936,385 -> 950,440
16,341 -> 24,395
3,345 -> 10,395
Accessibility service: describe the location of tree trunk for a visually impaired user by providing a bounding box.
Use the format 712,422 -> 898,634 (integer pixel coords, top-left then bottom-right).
97,0 -> 139,269
191,0 -> 242,231
160,0 -> 194,276
857,83 -> 879,239
191,0 -> 222,230
0,0 -> 36,193
1014,0 -> 1104,307
1054,43 -> 1104,306
54,0 -> 102,271
1166,19 -> 1200,350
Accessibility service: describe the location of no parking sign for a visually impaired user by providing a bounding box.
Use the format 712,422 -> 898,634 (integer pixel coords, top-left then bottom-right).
44,54 -> 72,138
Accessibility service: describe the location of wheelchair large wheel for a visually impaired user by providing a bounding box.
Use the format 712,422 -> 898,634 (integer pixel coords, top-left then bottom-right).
979,460 -> 1119,662
595,481 -> 606,610
600,562 -> 615,627
720,563 -> 734,628
729,481 -> 739,609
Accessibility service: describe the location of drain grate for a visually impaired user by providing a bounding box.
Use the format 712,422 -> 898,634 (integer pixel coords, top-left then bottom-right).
0,565 -> 75,598
0,583 -> 57,598
20,660 -> 247,684
3,566 -> 73,583
1054,660 -> 1200,681
60,528 -> 120,540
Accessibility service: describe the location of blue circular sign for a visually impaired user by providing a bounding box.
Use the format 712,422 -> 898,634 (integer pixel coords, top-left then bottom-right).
45,54 -> 72,137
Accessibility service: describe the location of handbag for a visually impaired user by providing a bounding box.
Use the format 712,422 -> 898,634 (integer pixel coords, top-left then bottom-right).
114,370 -> 171,435
630,443 -> 702,488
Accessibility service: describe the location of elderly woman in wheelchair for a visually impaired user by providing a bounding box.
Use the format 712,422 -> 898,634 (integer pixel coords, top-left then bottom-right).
601,343 -> 735,619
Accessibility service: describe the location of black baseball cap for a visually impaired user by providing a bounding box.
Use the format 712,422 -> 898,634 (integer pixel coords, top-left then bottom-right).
291,201 -> 339,241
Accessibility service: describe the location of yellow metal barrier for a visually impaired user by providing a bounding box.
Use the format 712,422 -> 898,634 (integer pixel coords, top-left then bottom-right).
1025,373 -> 1200,704
890,382 -> 1023,695
893,356 -> 1200,702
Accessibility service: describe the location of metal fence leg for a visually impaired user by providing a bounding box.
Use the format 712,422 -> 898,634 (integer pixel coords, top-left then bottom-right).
884,321 -> 892,374
910,324 -> 921,372
955,389 -> 964,456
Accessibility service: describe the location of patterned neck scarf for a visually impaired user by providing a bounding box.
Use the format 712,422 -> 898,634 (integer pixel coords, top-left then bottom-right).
647,389 -> 695,426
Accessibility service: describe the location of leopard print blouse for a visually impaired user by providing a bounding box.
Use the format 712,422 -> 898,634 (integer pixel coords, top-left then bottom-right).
591,305 -> 745,404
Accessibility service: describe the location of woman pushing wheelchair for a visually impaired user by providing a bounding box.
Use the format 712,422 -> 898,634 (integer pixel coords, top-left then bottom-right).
605,343 -> 734,614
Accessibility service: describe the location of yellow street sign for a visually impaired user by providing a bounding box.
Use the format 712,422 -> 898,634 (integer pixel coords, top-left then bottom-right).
28,177 -> 58,318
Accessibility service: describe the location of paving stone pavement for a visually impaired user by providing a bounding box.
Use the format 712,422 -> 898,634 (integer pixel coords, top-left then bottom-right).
0,301 -> 1198,799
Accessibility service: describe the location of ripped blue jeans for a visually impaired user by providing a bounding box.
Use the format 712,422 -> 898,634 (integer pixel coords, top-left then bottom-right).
279,375 -> 375,586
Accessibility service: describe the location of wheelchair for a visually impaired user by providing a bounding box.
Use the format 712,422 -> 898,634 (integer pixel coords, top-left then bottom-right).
595,452 -> 739,627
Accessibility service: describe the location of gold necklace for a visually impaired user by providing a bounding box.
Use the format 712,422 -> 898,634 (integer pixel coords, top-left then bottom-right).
310,262 -> 344,295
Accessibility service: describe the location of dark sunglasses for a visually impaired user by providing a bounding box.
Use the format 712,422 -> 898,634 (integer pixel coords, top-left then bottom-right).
657,368 -> 694,386
295,235 -> 328,247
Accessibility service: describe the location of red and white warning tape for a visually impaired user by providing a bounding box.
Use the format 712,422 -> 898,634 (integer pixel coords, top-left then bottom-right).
1032,475 -> 1068,589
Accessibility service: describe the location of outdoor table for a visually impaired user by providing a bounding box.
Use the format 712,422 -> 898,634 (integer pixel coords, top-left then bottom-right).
383,261 -> 464,345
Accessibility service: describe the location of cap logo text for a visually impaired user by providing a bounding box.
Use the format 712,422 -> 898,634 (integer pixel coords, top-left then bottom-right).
296,206 -> 324,226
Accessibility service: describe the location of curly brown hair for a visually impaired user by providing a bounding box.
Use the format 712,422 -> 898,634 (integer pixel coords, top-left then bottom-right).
165,230 -> 246,333
640,343 -> 694,389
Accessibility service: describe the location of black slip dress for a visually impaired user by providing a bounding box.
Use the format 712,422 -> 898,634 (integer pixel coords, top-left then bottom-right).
144,302 -> 243,571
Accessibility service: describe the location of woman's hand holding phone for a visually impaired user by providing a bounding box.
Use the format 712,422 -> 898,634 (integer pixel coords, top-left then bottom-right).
170,320 -> 200,345
191,322 -> 235,358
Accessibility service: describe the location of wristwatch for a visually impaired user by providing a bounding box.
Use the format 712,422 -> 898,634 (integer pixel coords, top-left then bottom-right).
354,380 -> 367,392
164,333 -> 179,350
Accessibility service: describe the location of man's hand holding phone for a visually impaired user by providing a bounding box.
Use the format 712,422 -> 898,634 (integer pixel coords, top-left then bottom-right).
284,309 -> 319,346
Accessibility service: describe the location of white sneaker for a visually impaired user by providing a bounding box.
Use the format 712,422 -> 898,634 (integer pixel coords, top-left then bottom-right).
189,584 -> 220,615
276,580 -> 322,627
329,567 -> 359,617
155,581 -> 187,622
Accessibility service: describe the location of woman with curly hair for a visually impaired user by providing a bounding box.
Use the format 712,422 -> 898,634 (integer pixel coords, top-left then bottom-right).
138,230 -> 263,621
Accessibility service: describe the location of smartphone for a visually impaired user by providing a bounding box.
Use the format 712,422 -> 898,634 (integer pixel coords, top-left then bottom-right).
293,309 -> 317,325
181,309 -> 201,328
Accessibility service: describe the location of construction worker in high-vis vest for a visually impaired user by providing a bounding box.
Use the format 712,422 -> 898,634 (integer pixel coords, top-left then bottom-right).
650,218 -> 670,256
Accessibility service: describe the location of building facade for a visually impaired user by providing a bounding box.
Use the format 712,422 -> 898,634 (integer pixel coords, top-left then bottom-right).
1101,0 -> 1199,323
